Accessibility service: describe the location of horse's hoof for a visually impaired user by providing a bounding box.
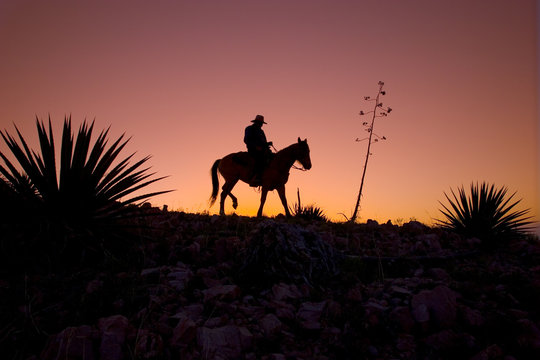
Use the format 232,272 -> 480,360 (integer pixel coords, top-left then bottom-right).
233,202 -> 238,209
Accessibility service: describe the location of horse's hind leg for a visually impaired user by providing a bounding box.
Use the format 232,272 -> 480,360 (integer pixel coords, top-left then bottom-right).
229,193 -> 238,209
220,179 -> 238,215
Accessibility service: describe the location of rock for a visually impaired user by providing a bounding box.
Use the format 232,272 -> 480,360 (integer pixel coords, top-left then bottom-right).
411,285 -> 458,329
238,327 -> 254,350
402,221 -> 428,235
197,267 -> 222,287
416,234 -> 442,252
265,354 -> 286,360
182,304 -> 205,321
426,268 -> 451,282
187,242 -> 201,259
390,285 -> 412,296
135,330 -> 164,359
346,286 -> 363,302
396,333 -> 416,355
272,283 -> 302,301
259,313 -> 282,338
470,344 -> 503,360
321,326 -> 341,343
98,315 -> 131,360
269,300 -> 296,321
516,319 -> 540,354
41,325 -> 98,360
297,301 -> 326,330
366,345 -> 379,356
333,236 -> 349,250
140,267 -> 161,279
412,303 -> 430,324
459,305 -> 484,327
204,315 -> 228,328
202,284 -> 241,303
238,304 -> 266,319
86,279 -> 104,294
171,315 -> 197,347
167,264 -> 193,291
215,236 -> 241,262
423,329 -> 459,351
390,306 -> 415,333
325,300 -> 342,322
197,325 -> 247,359
466,237 -> 482,247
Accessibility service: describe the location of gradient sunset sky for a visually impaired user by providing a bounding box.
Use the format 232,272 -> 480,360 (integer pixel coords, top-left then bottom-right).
1,0 -> 538,228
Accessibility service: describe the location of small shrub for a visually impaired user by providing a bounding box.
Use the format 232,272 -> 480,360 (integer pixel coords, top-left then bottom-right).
239,220 -> 340,287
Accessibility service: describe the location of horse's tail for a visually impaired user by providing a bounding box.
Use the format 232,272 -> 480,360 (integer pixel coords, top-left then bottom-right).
209,159 -> 221,207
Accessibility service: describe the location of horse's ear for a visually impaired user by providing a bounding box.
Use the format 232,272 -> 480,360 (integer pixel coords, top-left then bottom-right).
298,137 -> 301,143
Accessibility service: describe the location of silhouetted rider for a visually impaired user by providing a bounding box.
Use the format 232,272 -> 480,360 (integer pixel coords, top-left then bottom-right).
244,114 -> 273,185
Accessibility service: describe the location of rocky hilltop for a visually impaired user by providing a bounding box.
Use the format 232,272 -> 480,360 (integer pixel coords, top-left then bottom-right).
2,211 -> 540,359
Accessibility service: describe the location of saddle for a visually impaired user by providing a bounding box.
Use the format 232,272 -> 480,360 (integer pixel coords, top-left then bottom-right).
231,152 -> 254,167
232,152 -> 274,187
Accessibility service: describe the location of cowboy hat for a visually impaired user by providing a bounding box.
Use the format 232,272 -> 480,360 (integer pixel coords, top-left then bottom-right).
251,115 -> 267,124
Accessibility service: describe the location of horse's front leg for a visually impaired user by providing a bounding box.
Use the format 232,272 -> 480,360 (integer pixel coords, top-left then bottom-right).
277,185 -> 291,217
257,188 -> 269,217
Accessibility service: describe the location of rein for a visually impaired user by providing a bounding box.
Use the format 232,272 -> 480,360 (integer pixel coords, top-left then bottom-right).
292,164 -> 308,171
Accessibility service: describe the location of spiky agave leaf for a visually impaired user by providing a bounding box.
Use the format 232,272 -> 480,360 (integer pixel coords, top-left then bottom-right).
436,182 -> 533,240
0,116 -> 172,233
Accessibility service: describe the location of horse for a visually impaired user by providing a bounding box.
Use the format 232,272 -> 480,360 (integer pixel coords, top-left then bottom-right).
210,137 -> 311,217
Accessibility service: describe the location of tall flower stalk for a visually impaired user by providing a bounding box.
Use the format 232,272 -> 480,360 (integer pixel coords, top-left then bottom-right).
350,81 -> 392,222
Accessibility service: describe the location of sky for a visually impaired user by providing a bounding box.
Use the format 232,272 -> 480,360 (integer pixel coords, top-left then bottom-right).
0,0 -> 538,230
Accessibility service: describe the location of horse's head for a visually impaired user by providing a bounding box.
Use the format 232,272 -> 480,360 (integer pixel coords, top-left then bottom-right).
296,137 -> 312,170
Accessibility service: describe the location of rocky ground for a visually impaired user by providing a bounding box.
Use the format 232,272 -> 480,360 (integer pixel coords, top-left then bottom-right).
2,210 -> 540,359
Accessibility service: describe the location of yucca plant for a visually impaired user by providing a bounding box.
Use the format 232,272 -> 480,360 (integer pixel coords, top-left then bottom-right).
291,204 -> 328,222
289,188 -> 328,222
0,116 -> 171,264
436,182 -> 533,241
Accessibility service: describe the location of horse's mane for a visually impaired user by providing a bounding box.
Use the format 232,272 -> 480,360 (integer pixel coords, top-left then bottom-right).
276,140 -> 308,156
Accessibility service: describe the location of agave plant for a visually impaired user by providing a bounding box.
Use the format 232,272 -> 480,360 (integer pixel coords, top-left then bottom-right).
436,182 -> 533,240
291,204 -> 328,222
289,188 -> 328,222
0,116 -> 171,237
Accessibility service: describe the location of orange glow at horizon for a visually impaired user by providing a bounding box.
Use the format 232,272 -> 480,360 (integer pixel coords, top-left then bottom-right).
0,0 -> 538,231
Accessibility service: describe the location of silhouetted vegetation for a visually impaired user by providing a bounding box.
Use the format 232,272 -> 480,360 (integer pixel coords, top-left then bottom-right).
292,204 -> 327,222
290,188 -> 328,222
436,182 -> 533,244
350,81 -> 393,222
0,116 -> 171,270
238,220 -> 339,288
